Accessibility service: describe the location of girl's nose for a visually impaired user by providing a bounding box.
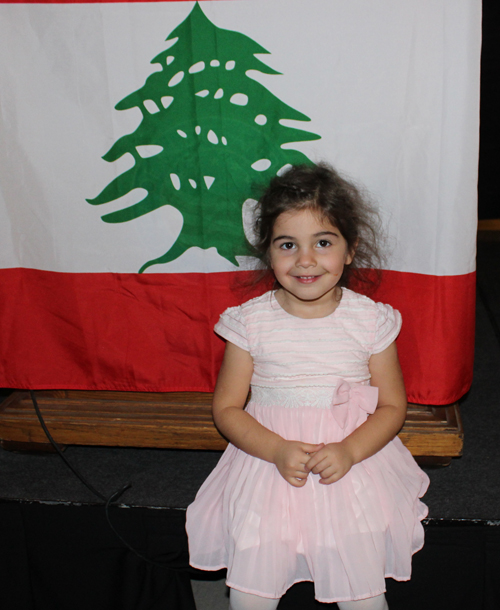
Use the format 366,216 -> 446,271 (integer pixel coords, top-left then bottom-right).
296,248 -> 316,267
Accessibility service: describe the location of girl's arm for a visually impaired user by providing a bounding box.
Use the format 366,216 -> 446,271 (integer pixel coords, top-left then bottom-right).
213,341 -> 323,487
306,341 -> 407,484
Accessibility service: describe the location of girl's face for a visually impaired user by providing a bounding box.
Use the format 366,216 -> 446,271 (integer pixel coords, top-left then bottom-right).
269,208 -> 353,318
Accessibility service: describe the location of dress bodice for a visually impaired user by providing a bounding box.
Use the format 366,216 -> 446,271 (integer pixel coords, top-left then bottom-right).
215,288 -> 401,389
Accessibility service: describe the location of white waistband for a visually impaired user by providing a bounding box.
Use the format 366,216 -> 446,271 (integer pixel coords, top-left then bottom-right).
250,385 -> 335,409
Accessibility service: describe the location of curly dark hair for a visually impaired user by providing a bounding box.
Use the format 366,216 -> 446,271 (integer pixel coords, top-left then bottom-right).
252,163 -> 384,290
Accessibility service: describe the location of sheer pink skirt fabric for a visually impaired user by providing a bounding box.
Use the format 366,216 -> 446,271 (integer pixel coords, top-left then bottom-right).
186,381 -> 429,603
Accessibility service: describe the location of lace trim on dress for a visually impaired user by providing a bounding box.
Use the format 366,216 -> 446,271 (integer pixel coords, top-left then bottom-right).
250,385 -> 336,409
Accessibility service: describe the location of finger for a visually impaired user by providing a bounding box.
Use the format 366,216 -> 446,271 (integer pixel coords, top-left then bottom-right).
311,458 -> 331,475
305,452 -> 326,472
316,464 -> 336,478
319,470 -> 344,485
293,469 -> 309,479
290,456 -> 311,470
302,443 -> 324,454
288,476 -> 307,487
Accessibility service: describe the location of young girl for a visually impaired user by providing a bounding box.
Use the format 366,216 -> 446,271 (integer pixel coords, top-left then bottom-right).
186,164 -> 429,610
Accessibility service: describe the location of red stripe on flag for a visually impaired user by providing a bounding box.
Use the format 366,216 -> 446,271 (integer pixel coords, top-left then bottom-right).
371,270 -> 475,405
0,268 -> 474,404
0,268 -> 263,393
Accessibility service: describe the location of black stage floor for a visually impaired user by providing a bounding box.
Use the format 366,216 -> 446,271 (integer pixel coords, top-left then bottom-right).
1,237 -> 499,609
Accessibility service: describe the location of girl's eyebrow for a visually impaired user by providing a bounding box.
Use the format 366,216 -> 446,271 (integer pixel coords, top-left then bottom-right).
272,230 -> 339,244
314,231 -> 338,237
272,234 -> 295,243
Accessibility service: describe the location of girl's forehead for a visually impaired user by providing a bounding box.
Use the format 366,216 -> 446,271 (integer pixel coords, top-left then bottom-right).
273,208 -> 338,233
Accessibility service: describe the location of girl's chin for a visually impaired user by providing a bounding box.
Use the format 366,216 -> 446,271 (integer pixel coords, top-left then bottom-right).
280,285 -> 341,303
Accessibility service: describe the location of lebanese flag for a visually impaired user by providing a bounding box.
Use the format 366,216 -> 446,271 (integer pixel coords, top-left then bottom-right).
0,0 -> 480,404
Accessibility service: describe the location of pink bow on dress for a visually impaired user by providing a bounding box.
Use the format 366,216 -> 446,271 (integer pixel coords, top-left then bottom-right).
330,379 -> 379,431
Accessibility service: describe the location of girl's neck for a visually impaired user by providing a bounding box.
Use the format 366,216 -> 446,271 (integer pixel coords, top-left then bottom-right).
274,286 -> 343,319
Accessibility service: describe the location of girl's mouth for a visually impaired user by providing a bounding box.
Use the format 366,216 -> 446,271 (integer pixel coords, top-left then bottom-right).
294,275 -> 321,284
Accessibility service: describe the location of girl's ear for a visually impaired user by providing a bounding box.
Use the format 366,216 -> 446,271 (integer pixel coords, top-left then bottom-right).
345,240 -> 358,265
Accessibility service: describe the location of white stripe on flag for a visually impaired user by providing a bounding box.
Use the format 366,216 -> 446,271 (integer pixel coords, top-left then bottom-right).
0,0 -> 480,275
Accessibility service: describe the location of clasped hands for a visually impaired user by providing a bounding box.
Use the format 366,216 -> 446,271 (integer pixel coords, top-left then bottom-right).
274,440 -> 354,487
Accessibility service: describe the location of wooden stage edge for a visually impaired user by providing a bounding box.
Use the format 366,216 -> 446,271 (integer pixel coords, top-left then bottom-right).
0,390 -> 463,464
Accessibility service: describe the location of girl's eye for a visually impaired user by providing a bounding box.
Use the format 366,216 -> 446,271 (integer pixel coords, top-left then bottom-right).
317,239 -> 331,248
280,242 -> 295,250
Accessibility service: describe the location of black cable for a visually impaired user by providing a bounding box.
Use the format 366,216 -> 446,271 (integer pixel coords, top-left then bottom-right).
30,390 -> 107,501
103,484 -> 175,568
30,390 -> 175,568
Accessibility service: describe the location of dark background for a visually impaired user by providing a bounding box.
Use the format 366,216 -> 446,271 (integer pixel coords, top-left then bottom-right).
478,0 -> 500,219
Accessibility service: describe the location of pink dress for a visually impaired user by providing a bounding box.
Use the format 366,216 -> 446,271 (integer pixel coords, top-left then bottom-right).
186,289 -> 429,603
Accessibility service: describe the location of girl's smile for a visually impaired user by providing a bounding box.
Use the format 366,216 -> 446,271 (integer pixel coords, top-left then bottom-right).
295,275 -> 322,283
269,208 -> 353,318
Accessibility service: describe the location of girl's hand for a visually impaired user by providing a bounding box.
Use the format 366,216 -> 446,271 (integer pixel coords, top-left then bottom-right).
273,440 -> 324,487
305,442 -> 354,485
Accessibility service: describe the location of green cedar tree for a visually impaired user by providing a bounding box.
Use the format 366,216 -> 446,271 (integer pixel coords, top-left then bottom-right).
87,2 -> 320,273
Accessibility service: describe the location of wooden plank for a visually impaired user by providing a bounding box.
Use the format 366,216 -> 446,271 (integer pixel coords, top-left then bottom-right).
0,391 -> 224,450
0,391 -> 463,458
399,404 -> 463,456
478,218 -> 500,231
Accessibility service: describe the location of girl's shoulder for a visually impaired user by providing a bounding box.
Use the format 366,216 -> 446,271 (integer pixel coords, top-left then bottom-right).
341,287 -> 398,314
222,291 -> 274,316
214,292 -> 275,350
341,288 -> 402,353
240,290 -> 275,311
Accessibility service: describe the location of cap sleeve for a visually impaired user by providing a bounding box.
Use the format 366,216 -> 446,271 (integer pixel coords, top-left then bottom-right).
214,305 -> 249,352
372,302 -> 402,354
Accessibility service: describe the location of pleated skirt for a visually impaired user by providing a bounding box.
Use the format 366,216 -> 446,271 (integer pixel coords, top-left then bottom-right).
186,386 -> 429,603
